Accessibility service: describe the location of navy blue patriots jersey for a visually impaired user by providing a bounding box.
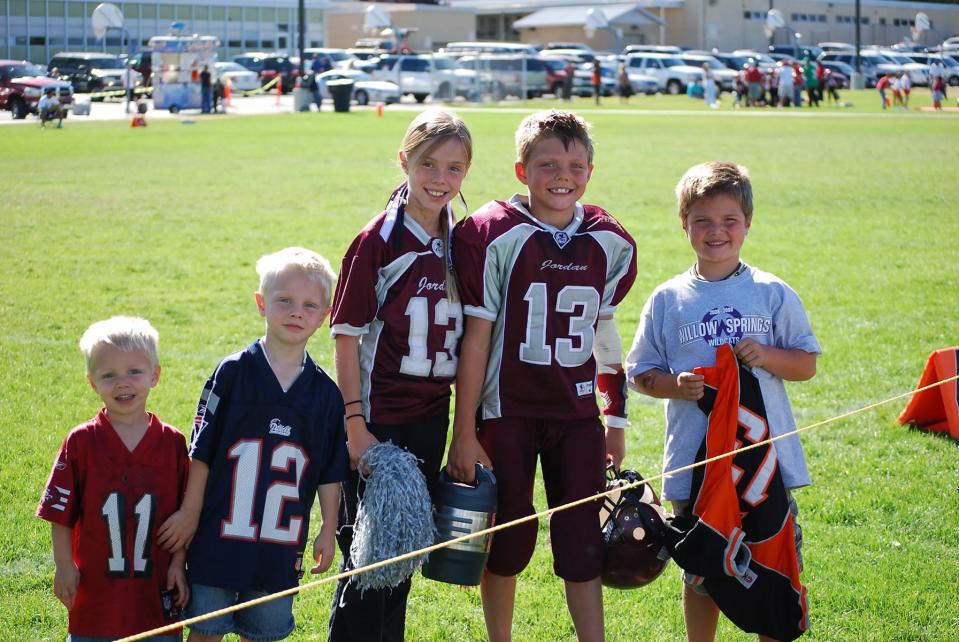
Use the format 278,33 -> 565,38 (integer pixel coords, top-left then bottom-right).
188,341 -> 349,592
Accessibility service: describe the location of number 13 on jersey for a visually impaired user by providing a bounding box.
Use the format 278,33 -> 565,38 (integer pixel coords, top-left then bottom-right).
520,283 -> 600,367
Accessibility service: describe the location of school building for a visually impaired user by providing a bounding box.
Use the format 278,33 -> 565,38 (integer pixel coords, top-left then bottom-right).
3,0 -> 958,64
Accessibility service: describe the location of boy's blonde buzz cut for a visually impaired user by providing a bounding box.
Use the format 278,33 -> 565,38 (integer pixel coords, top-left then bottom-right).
256,246 -> 336,305
79,316 -> 160,372
515,110 -> 594,166
676,161 -> 753,226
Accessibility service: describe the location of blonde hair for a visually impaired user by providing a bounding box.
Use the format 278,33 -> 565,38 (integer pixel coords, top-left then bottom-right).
514,110 -> 594,166
79,316 -> 159,372
256,246 -> 336,306
675,161 -> 753,226
399,109 -> 473,301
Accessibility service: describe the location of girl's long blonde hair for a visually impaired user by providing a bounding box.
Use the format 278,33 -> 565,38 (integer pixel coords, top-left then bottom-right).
399,109 -> 472,301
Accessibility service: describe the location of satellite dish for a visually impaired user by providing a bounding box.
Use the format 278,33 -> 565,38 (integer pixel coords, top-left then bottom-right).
915,12 -> 930,32
364,5 -> 391,35
584,8 -> 609,39
766,9 -> 785,30
92,2 -> 124,40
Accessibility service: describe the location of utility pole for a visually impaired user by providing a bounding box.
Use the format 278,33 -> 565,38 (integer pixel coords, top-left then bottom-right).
297,0 -> 305,77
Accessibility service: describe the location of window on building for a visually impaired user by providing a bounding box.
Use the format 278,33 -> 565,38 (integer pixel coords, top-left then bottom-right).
243,7 -> 257,22
211,6 -> 225,20
195,5 -> 209,20
229,6 -> 242,21
261,7 -> 275,22
228,39 -> 241,48
141,4 -> 156,19
29,36 -> 46,45
29,0 -> 43,15
158,4 -> 173,20
49,1 -> 66,17
10,0 -> 26,15
175,4 -> 190,19
307,9 -> 322,23
244,39 -> 257,48
261,40 -> 274,48
818,15 -> 826,23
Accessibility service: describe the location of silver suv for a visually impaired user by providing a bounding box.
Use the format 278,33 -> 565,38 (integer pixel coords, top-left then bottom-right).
625,52 -> 703,94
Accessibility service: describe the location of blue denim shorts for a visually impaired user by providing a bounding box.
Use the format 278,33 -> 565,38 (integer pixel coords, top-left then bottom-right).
184,584 -> 295,642
67,634 -> 183,642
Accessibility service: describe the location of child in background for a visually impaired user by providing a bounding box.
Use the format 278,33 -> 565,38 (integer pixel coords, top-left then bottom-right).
447,110 -> 637,642
327,109 -> 471,641
157,247 -> 348,642
37,316 -> 189,641
626,161 -> 819,642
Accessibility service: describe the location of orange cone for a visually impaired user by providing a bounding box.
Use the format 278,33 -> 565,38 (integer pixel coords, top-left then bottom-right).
276,76 -> 283,105
898,347 -> 959,440
376,102 -> 384,117
224,78 -> 232,108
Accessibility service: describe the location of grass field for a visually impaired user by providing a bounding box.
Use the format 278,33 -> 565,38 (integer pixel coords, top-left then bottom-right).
2,100 -> 958,641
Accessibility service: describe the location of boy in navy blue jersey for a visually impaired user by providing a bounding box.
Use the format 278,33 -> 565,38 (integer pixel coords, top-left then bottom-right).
157,247 -> 349,642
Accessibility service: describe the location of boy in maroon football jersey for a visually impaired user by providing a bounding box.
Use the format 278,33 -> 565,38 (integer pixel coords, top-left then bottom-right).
37,316 -> 189,641
447,110 -> 637,642
327,110 -> 472,641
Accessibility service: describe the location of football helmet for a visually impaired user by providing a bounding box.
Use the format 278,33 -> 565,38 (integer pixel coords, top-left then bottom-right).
599,467 -> 671,589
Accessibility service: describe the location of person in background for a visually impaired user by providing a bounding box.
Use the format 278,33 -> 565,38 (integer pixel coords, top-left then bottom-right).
123,61 -> 137,114
618,62 -> 633,104
591,59 -> 602,106
38,87 -> 66,128
200,65 -> 212,114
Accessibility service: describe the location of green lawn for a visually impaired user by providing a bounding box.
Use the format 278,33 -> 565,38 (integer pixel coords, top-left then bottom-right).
2,106 -> 958,641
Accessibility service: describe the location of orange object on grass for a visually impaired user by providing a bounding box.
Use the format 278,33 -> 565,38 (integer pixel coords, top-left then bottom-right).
898,347 -> 959,440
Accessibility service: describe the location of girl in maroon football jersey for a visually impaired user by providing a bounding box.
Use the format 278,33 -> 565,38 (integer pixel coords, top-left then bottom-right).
327,110 -> 472,641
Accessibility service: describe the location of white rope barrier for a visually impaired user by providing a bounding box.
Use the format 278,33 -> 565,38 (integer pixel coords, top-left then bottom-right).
116,373 -> 959,642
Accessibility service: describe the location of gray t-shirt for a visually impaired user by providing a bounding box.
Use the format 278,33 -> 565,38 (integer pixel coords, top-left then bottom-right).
625,264 -> 821,501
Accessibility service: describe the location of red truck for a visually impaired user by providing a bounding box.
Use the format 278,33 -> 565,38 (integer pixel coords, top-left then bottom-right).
0,60 -> 74,120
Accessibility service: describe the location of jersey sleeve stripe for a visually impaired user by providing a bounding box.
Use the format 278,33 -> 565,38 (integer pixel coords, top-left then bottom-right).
331,323 -> 369,337
463,305 -> 498,321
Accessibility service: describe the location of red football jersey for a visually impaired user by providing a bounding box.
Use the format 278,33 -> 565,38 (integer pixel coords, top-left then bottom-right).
331,196 -> 462,424
453,197 -> 637,420
36,410 -> 189,638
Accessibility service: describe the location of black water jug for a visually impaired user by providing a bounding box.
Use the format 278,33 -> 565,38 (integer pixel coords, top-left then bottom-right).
422,464 -> 497,586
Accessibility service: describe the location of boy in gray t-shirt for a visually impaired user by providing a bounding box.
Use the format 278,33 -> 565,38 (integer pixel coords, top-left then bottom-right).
625,161 -> 820,642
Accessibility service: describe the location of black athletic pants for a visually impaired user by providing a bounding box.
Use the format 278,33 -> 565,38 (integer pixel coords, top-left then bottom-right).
327,412 -> 448,642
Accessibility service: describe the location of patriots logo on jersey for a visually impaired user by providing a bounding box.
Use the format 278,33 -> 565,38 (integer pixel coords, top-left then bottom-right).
269,418 -> 293,437
553,230 -> 571,248
431,238 -> 444,258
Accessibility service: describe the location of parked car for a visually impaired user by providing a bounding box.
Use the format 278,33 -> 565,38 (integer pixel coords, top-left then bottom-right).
568,61 -> 619,96
875,49 -> 929,85
303,48 -> 359,71
819,61 -> 853,88
543,42 -> 594,54
769,44 -> 823,60
315,69 -> 400,105
818,52 -> 899,87
905,53 -> 959,86
731,50 -> 778,73
0,60 -> 73,119
817,42 -> 855,53
625,52 -> 703,94
456,54 -> 549,99
540,49 -> 596,64
47,52 -> 136,94
370,54 -> 474,102
214,61 -> 261,92
231,53 -> 299,92
540,57 -> 570,95
439,41 -> 539,57
622,44 -> 683,56
679,54 -> 738,91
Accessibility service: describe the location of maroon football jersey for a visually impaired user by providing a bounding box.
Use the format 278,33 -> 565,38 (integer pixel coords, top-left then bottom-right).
453,197 -> 637,419
36,410 -> 189,638
331,198 -> 462,424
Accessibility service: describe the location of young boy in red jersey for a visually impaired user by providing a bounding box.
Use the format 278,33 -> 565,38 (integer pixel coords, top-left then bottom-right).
37,316 -> 189,641
447,110 -> 637,642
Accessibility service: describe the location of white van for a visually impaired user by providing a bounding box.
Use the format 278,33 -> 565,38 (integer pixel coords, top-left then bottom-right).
440,41 -> 539,57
